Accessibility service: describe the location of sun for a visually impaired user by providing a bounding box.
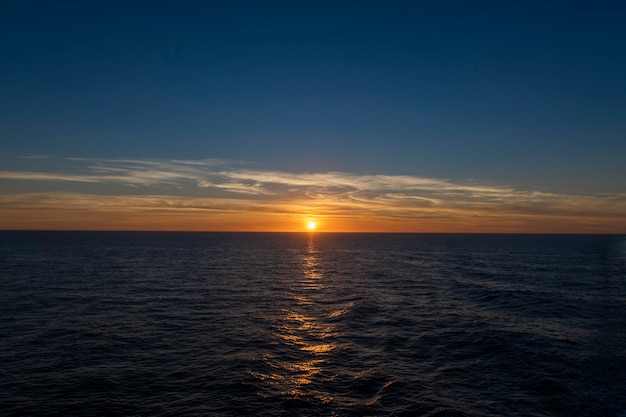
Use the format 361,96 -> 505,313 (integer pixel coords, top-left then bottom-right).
307,221 -> 317,231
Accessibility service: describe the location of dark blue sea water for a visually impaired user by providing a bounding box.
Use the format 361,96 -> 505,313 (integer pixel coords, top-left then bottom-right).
1,232 -> 625,417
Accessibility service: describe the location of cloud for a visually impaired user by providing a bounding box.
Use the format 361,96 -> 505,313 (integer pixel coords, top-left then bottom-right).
0,171 -> 104,183
1,156 -> 625,232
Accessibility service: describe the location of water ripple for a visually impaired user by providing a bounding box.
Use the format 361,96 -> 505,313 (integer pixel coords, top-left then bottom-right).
0,232 -> 625,416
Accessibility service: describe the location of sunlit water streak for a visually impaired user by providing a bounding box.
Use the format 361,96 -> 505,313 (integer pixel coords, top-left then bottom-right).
0,232 -> 625,416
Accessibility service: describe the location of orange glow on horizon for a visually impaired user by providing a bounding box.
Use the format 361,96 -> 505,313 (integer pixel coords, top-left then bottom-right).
1,196 -> 625,234
1,207 -> 625,234
3,157 -> 626,234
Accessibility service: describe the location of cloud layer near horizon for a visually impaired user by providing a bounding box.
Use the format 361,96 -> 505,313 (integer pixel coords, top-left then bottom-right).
1,157 -> 625,232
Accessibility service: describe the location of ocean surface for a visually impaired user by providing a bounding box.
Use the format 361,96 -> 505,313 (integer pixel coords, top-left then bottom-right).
1,232 -> 625,417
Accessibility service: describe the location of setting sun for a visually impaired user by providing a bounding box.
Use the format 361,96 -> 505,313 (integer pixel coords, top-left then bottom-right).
307,221 -> 316,231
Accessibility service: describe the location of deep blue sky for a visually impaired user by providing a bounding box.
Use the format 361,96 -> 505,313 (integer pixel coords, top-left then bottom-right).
2,0 -> 625,193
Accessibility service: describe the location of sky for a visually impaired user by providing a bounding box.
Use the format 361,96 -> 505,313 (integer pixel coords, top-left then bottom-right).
1,0 -> 625,232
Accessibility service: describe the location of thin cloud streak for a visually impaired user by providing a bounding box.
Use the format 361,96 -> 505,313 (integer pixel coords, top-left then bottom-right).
1,157 -> 625,232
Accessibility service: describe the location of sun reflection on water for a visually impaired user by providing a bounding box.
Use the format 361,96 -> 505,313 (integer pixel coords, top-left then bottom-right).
253,233 -> 337,405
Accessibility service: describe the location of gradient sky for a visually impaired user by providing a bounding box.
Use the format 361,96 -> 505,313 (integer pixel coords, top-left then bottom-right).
1,1 -> 625,232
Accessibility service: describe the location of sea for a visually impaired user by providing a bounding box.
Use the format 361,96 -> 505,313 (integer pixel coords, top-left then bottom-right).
0,231 -> 625,417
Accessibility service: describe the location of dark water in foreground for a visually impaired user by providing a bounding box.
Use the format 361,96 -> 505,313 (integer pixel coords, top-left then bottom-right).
1,232 -> 625,417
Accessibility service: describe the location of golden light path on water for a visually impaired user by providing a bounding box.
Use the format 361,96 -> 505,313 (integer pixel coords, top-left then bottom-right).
254,234 -> 339,405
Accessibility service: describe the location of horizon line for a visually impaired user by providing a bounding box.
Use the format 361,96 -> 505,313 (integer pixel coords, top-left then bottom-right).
1,229 -> 624,236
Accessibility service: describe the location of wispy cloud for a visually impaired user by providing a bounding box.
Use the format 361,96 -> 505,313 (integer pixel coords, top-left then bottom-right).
1,157 -> 625,232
